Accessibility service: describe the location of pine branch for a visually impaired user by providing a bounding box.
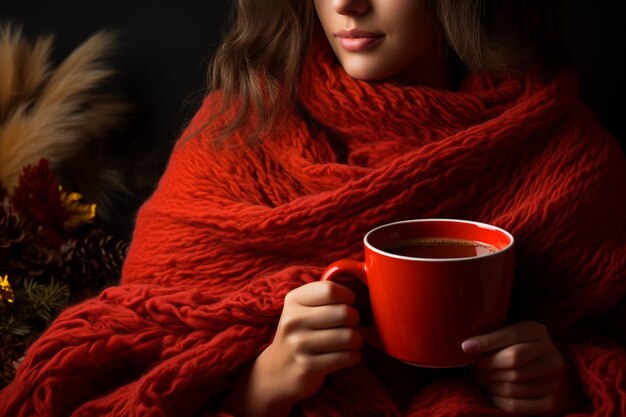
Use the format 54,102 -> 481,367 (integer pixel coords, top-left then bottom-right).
0,315 -> 32,336
21,277 -> 70,323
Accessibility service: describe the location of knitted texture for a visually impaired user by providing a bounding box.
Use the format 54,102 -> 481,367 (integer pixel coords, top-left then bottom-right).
2,34 -> 626,417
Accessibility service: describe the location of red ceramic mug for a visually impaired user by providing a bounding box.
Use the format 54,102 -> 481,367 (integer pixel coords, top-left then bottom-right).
321,218 -> 515,368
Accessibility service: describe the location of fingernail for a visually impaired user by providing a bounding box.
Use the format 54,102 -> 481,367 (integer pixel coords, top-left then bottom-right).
462,339 -> 480,353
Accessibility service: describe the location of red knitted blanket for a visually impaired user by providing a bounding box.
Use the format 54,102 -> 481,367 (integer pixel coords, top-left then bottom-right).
2,35 -> 626,417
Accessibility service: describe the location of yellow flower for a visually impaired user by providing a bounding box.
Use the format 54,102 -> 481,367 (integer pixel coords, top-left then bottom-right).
0,274 -> 15,309
59,186 -> 96,229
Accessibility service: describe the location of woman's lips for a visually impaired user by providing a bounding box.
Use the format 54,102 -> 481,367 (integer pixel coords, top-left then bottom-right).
335,29 -> 384,52
338,36 -> 383,52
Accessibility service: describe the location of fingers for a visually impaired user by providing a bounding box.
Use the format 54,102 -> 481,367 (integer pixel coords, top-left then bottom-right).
482,377 -> 558,398
465,321 -> 575,416
473,355 -> 565,383
490,395 -> 561,416
295,350 -> 362,376
280,303 -> 360,333
474,341 -> 543,370
304,304 -> 361,329
288,327 -> 364,354
282,281 -> 360,330
462,321 -> 547,354
261,282 -> 364,402
287,281 -> 356,307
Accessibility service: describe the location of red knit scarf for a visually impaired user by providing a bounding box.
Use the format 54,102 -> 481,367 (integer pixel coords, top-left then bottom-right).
2,34 -> 625,417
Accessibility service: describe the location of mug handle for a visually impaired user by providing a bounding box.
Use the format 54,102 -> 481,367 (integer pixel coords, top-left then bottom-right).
321,259 -> 382,349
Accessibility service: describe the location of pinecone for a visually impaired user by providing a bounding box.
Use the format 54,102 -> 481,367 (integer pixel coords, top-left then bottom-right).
0,198 -> 25,249
61,235 -> 129,290
9,242 -> 56,277
91,236 -> 129,277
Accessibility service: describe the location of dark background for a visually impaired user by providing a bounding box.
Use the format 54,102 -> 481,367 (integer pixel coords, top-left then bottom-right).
1,0 -> 624,240
0,0 -> 230,238
0,0 -> 228,152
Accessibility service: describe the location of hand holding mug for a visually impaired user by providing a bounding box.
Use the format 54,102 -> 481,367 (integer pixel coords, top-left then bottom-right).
322,218 -> 515,367
258,281 -> 363,401
463,321 -> 583,416
223,281 -> 363,417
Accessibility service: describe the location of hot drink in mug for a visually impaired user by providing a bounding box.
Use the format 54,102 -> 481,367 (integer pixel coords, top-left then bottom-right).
321,218 -> 514,367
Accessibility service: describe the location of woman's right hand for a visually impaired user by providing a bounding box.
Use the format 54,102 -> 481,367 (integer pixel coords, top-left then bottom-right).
223,281 -> 363,417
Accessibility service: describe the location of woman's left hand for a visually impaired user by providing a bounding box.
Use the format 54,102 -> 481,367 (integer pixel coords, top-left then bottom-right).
462,321 -> 583,416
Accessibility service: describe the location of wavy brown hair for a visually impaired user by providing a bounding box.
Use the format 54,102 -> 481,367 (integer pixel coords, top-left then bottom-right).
202,0 -> 564,146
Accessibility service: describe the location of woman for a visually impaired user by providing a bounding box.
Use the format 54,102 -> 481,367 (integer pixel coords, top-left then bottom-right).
1,1 -> 625,416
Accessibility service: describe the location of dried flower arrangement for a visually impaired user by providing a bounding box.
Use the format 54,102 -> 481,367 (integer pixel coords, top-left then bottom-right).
0,24 -> 130,386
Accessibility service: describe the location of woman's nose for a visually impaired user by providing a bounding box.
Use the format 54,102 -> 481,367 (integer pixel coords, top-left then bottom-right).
331,0 -> 371,16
